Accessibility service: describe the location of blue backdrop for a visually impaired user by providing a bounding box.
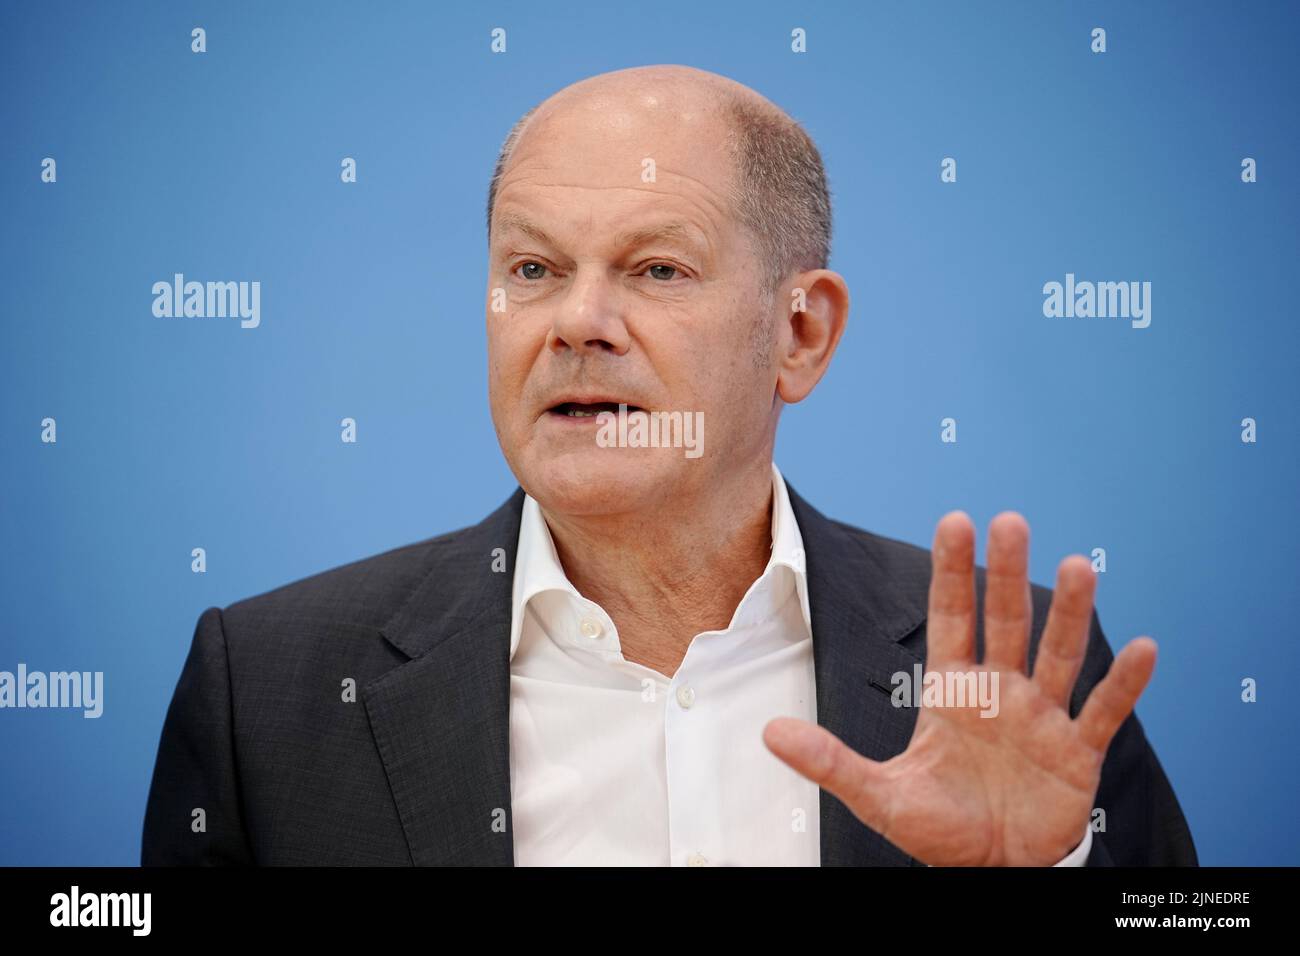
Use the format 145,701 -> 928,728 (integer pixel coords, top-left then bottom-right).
2,0 -> 1296,865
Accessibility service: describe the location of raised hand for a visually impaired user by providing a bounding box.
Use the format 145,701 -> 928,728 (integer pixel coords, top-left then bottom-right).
763,511 -> 1157,866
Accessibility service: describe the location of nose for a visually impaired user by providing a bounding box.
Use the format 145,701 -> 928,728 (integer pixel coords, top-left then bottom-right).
547,269 -> 631,356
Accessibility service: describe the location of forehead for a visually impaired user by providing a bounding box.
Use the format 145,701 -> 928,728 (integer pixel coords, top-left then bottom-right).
491,95 -> 739,247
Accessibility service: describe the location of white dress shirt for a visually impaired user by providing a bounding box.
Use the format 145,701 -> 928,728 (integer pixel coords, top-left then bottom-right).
507,462 -> 1091,866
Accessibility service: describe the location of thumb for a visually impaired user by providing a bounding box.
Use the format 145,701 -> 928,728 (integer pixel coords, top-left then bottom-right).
763,717 -> 891,832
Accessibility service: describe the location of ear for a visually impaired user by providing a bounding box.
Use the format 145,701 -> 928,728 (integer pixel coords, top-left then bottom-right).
775,270 -> 850,405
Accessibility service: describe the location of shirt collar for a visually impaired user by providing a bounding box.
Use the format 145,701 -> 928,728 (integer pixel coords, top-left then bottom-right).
509,461 -> 811,661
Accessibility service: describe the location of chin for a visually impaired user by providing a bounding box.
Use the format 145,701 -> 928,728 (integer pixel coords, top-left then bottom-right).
519,447 -> 682,517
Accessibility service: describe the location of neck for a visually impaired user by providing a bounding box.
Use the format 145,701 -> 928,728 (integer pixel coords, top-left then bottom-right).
539,459 -> 775,677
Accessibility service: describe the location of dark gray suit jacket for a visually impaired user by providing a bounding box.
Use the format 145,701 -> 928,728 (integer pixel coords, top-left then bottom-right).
141,483 -> 1198,866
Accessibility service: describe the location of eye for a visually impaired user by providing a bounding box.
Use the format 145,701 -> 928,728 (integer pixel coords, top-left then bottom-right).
516,261 -> 548,280
644,263 -> 680,281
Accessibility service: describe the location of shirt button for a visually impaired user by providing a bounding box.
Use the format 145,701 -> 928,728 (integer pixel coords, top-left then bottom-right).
687,852 -> 709,867
675,684 -> 696,709
579,618 -> 604,639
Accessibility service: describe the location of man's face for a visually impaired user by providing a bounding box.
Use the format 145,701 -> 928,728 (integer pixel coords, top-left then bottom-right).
486,91 -> 780,516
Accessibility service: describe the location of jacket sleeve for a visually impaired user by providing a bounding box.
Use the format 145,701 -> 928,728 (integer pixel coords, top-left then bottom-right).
1070,610 -> 1198,866
141,606 -> 255,865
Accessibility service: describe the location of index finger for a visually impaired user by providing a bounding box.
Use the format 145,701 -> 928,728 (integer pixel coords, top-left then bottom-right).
927,511 -> 977,665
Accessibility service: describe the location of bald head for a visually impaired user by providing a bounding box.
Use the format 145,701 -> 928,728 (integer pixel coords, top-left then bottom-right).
486,65 -> 831,299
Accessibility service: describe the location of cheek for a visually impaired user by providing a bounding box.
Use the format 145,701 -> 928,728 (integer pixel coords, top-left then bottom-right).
704,323 -> 775,422
485,328 -> 515,407
487,319 -> 542,419
648,305 -> 749,401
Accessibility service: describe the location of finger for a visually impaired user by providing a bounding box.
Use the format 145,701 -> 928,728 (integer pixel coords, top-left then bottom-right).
927,511 -> 977,665
763,717 -> 890,834
1031,555 -> 1098,707
983,512 -> 1032,672
1076,637 -> 1158,752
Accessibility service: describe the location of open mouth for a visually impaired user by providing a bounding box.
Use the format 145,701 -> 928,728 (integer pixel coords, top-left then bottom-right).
548,401 -> 645,419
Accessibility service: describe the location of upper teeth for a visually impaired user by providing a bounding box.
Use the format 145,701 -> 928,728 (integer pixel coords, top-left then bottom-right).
566,409 -> 599,417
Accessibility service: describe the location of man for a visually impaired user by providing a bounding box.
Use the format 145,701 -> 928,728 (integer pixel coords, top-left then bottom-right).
142,65 -> 1196,866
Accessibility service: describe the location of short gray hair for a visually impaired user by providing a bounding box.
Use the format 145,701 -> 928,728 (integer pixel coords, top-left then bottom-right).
486,104 -> 538,236
485,94 -> 832,300
719,92 -> 831,300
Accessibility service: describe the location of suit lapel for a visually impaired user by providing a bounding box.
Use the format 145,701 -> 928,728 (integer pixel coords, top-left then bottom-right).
786,481 -> 930,866
363,479 -> 932,867
365,488 -> 524,865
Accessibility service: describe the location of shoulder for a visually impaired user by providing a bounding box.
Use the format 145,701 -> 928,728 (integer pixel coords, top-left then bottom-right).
217,487 -> 525,644
787,483 -> 1062,641
221,532 -> 452,633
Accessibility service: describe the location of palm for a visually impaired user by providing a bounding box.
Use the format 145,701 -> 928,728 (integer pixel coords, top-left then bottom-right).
866,663 -> 1100,865
764,511 -> 1157,866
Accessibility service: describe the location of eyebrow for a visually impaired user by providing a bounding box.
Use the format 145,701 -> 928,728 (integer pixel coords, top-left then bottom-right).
494,213 -> 708,259
495,213 -> 557,247
613,221 -> 704,252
